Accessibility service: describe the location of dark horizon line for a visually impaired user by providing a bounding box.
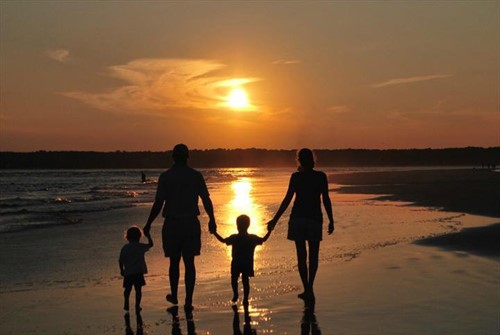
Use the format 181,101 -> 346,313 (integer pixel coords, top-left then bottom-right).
1,147 -> 498,170
1,145 -> 499,153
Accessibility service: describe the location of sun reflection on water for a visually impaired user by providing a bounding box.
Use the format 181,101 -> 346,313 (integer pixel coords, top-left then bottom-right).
221,176 -> 267,261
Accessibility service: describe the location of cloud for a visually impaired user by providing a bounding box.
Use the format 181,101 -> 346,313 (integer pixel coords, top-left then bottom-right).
373,74 -> 452,88
62,58 -> 260,114
272,59 -> 301,65
326,105 -> 349,114
45,49 -> 70,63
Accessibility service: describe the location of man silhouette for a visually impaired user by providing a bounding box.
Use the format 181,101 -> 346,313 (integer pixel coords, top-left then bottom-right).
144,144 -> 216,310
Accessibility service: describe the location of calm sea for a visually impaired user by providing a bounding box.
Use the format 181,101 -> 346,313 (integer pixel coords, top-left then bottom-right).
0,167 -> 465,234
0,168 -> 292,233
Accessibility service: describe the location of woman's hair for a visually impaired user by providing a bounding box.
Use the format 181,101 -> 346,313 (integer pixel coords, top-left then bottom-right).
125,226 -> 142,242
297,148 -> 315,170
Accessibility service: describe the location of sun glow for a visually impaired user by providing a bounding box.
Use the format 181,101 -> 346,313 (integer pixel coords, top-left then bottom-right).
220,176 -> 266,259
226,88 -> 249,109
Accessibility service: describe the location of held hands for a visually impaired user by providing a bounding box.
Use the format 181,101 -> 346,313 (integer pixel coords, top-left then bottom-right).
267,219 -> 277,232
143,223 -> 151,235
208,219 -> 217,234
328,220 -> 335,235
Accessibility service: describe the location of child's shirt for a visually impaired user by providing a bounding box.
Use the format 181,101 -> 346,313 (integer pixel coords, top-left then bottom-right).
119,242 -> 151,276
224,233 -> 265,277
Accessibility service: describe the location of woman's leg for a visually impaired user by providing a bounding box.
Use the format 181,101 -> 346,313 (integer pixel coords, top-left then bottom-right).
295,240 -> 308,295
307,240 -> 320,297
167,255 -> 181,304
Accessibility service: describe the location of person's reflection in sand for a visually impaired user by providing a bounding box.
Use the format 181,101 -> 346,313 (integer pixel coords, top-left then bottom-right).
232,304 -> 257,335
124,311 -> 144,335
301,304 -> 321,335
167,306 -> 196,335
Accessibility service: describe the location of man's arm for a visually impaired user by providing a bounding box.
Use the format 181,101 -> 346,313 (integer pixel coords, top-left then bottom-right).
201,194 -> 217,233
199,173 -> 217,233
321,173 -> 335,235
144,176 -> 165,235
144,199 -> 163,235
119,260 -> 124,276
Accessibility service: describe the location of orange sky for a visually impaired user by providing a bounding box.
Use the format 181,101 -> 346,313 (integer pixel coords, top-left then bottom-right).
1,1 -> 498,151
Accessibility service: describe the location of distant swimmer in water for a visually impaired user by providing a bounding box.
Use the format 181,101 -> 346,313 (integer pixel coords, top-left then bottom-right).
141,171 -> 146,183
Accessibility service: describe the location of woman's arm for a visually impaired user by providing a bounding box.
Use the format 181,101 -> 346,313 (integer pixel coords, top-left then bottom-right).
267,175 -> 295,230
145,232 -> 154,248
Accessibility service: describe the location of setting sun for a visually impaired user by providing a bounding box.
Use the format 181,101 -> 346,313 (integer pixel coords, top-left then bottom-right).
226,88 -> 249,109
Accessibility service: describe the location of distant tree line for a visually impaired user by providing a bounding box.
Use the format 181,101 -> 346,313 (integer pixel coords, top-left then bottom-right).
0,147 -> 498,169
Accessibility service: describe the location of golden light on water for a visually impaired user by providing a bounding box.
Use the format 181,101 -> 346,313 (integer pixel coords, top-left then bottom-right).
222,176 -> 267,259
231,179 -> 252,208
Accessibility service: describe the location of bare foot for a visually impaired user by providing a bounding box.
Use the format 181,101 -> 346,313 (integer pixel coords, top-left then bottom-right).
166,294 -> 178,305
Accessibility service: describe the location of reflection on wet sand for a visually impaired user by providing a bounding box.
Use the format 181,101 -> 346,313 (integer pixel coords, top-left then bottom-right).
301,304 -> 322,335
167,306 -> 196,335
124,311 -> 144,335
232,304 -> 257,335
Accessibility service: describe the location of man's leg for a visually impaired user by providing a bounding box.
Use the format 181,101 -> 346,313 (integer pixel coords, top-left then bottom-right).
167,255 -> 181,304
183,255 -> 196,308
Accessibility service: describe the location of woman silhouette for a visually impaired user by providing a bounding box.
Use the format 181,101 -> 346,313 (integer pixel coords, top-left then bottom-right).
267,148 -> 334,302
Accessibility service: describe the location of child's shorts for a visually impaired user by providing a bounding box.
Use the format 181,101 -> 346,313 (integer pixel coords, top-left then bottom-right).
123,273 -> 146,288
231,261 -> 255,277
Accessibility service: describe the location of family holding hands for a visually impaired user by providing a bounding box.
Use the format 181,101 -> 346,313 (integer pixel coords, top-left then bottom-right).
119,144 -> 334,314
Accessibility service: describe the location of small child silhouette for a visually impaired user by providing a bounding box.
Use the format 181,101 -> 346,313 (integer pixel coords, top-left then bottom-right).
119,226 -> 153,312
213,214 -> 272,305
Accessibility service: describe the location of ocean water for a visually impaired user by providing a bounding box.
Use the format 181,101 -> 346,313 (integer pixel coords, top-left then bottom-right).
0,169 -> 161,233
0,166 -> 461,234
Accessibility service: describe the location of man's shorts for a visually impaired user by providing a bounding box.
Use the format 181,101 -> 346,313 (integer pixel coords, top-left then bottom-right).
123,273 -> 146,288
162,217 -> 201,258
287,217 -> 323,241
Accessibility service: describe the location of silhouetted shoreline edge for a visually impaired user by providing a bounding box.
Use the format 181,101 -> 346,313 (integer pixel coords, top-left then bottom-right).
331,168 -> 500,259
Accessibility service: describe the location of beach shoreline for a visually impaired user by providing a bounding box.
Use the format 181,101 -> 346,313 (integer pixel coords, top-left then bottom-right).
1,168 -> 499,334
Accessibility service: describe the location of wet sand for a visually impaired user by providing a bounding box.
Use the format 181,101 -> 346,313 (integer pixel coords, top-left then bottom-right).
331,168 -> 500,259
330,168 -> 500,218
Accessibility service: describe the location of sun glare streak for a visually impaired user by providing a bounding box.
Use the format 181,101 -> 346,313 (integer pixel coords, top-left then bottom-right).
222,176 -> 266,260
